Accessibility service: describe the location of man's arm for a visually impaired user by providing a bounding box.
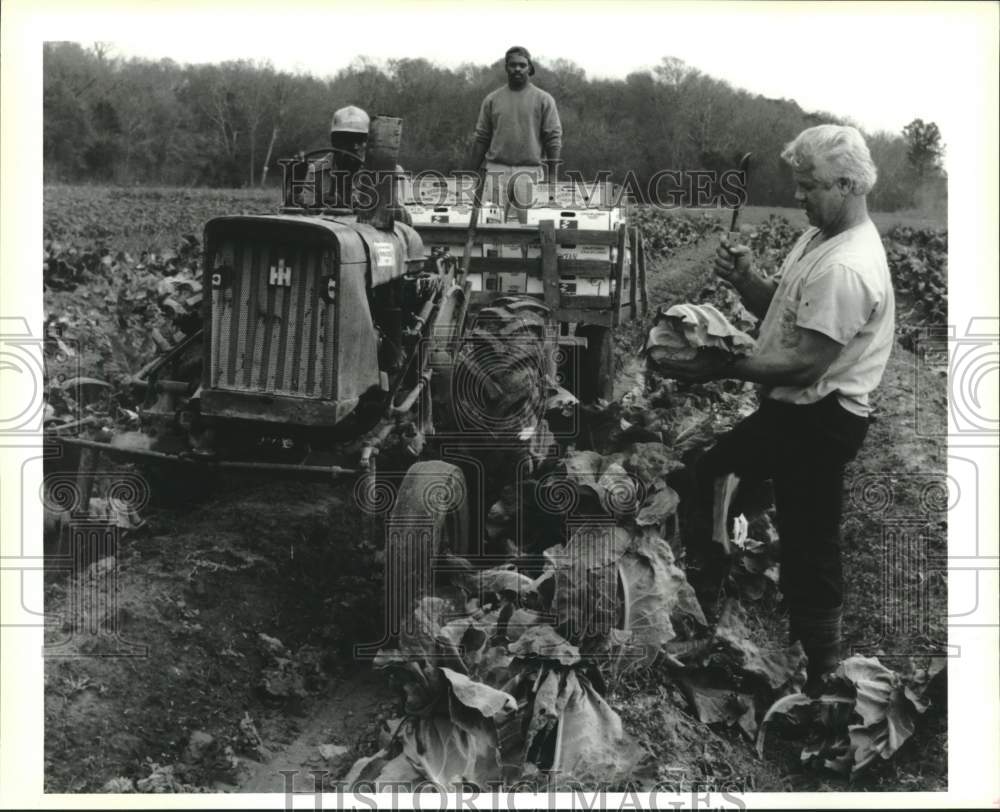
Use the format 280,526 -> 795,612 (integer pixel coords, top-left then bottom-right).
540,95 -> 562,182
714,244 -> 776,319
656,324 -> 842,386
468,141 -> 489,172
730,270 -> 777,320
730,326 -> 843,386
469,97 -> 492,171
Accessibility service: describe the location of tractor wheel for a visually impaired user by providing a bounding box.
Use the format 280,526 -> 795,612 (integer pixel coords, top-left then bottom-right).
385,461 -> 470,626
449,297 -> 556,527
451,296 -> 554,437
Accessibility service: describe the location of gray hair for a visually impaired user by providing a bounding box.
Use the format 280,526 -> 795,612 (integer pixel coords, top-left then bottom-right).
781,125 -> 878,194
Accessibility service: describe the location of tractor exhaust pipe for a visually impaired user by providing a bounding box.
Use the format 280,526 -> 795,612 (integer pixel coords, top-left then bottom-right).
358,116 -> 403,230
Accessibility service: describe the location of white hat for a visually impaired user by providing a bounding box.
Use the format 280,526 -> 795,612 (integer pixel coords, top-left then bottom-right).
330,106 -> 370,135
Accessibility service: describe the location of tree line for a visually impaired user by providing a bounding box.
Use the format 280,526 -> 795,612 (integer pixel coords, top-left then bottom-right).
43,43 -> 945,211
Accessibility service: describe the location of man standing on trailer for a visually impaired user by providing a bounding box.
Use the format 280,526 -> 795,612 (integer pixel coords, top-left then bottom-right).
659,125 -> 895,696
468,46 -> 562,222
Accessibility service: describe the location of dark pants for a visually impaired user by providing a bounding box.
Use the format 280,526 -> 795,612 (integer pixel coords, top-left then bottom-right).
695,394 -> 869,611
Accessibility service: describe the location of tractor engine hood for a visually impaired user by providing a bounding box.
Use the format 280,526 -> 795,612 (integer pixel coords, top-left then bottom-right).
199,214 -> 424,428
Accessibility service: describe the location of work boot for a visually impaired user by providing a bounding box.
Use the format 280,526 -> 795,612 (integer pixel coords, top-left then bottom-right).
792,605 -> 843,697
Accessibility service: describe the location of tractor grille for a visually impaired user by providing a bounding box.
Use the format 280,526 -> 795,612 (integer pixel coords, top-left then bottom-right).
209,240 -> 336,398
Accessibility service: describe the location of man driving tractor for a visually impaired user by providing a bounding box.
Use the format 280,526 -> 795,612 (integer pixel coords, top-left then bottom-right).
298,105 -> 411,225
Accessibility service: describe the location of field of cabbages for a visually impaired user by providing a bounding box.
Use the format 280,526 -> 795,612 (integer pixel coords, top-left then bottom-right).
42,186 -> 948,795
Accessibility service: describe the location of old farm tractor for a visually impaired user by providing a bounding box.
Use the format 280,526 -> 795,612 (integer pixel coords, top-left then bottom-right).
46,116 -> 649,627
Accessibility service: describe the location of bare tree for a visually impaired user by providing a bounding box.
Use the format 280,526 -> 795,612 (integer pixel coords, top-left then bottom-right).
237,60 -> 276,186
260,72 -> 293,187
654,56 -> 698,86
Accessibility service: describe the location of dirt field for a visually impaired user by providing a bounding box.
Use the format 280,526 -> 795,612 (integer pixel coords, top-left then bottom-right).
42,197 -> 948,795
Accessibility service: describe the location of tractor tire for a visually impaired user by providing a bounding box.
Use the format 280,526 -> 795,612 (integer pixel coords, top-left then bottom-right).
451,297 -> 554,438
447,297 -> 557,535
385,461 -> 470,630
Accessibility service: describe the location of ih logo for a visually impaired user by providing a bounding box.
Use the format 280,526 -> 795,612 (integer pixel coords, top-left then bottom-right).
269,258 -> 292,286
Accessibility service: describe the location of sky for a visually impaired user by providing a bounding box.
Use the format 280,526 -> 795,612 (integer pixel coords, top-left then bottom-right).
14,0 -> 998,158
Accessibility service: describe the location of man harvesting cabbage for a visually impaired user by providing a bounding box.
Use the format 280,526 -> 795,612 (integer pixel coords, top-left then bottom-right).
657,126 -> 896,696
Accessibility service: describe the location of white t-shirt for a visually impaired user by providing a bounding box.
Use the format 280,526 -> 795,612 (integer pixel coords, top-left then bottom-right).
755,220 -> 895,417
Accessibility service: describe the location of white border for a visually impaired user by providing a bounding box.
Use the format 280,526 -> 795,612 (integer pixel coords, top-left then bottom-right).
2,1 -> 997,809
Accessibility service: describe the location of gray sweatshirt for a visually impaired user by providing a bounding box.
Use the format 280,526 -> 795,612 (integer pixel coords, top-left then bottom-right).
474,84 -> 562,166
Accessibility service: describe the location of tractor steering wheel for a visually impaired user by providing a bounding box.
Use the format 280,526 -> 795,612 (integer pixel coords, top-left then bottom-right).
297,149 -> 336,165
284,150 -> 340,209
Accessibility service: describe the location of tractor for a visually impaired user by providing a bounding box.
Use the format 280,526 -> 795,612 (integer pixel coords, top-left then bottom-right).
47,115 -> 649,633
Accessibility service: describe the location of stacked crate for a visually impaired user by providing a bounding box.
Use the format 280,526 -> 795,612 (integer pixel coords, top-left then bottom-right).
404,176 -> 631,298
521,181 -> 629,296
